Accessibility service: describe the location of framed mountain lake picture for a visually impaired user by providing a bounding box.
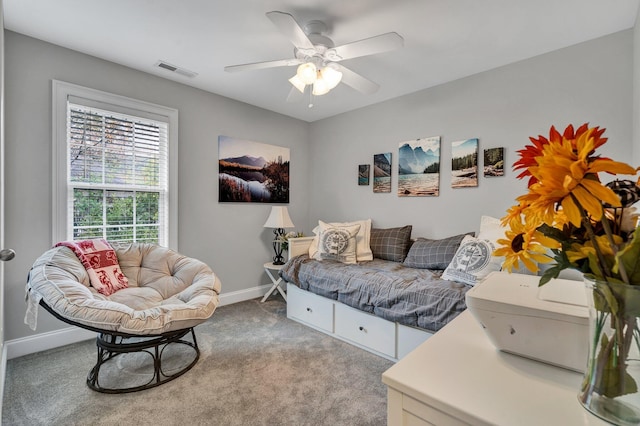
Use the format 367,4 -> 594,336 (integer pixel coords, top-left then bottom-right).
398,136 -> 441,196
358,164 -> 370,185
373,153 -> 392,193
218,135 -> 290,203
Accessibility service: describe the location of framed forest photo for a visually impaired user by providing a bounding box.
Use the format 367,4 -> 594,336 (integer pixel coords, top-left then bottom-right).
451,138 -> 478,188
483,147 -> 504,177
398,136 -> 441,196
218,135 -> 290,203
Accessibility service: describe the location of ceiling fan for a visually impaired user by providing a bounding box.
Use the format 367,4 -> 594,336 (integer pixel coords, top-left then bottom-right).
224,11 -> 404,104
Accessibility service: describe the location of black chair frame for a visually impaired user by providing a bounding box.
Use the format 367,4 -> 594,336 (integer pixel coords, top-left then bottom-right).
39,300 -> 200,394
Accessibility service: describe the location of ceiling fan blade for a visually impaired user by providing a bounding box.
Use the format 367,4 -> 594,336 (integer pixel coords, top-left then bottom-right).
334,64 -> 380,94
266,11 -> 315,50
286,86 -> 305,103
224,58 -> 302,73
330,32 -> 404,61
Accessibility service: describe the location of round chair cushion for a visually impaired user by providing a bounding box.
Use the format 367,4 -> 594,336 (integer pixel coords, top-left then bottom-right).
27,243 -> 221,335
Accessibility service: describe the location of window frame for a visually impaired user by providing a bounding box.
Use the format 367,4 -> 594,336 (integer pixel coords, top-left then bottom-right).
52,80 -> 178,249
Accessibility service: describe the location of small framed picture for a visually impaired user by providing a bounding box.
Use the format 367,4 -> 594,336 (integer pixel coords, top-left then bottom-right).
373,153 -> 392,193
451,139 -> 478,188
483,147 -> 505,177
358,164 -> 370,185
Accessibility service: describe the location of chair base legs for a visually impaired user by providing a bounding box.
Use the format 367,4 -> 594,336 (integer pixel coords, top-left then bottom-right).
87,327 -> 200,394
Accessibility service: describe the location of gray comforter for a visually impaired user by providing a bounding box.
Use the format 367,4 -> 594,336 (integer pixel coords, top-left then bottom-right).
280,255 -> 469,333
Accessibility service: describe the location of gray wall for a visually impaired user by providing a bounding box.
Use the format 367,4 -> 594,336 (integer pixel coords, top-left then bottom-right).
308,30 -> 634,239
3,31 -> 310,341
2,28 -> 635,343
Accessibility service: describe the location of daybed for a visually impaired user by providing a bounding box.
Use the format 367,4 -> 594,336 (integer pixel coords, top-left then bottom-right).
280,219 -> 506,361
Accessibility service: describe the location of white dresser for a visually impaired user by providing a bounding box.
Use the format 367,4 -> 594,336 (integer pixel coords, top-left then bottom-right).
381,310 -> 608,426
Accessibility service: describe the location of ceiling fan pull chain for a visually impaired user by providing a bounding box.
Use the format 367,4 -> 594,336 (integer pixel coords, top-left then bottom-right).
308,90 -> 314,108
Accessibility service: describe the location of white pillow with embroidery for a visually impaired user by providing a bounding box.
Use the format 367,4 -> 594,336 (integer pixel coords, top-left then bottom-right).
442,235 -> 502,285
315,221 -> 361,264
309,219 -> 373,262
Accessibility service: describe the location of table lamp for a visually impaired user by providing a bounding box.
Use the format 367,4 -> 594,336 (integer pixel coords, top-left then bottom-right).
263,206 -> 295,265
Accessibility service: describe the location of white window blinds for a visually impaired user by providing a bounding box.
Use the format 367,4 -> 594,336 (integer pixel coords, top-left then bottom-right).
66,103 -> 169,245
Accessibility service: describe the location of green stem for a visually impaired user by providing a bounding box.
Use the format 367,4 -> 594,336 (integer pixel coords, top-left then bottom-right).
599,205 -> 630,285
571,193 -> 611,280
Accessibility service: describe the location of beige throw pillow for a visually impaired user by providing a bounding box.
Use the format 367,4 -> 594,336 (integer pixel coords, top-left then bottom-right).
309,219 -> 373,262
316,221 -> 361,264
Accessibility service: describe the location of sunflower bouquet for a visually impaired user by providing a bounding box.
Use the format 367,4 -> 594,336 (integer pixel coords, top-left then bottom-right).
495,123 -> 640,421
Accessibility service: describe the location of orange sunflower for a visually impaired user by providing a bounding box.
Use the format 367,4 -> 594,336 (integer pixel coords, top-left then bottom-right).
520,127 -> 635,226
513,123 -> 608,187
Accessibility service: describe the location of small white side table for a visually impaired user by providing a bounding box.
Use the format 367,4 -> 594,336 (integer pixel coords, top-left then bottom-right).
261,262 -> 286,302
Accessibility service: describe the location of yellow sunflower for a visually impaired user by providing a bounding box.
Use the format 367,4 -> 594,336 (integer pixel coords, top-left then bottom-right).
494,217 -> 557,273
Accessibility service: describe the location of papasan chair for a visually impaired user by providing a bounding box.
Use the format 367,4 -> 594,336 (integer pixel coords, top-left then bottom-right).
25,240 -> 221,393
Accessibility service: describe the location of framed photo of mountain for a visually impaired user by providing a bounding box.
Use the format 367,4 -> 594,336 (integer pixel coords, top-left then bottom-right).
218,135 -> 290,203
373,153 -> 392,193
451,138 -> 478,188
358,164 -> 370,185
398,136 -> 441,197
483,147 -> 504,177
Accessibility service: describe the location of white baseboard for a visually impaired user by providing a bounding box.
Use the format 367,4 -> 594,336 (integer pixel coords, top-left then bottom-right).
219,284 -> 271,306
5,284 -> 273,359
6,326 -> 95,360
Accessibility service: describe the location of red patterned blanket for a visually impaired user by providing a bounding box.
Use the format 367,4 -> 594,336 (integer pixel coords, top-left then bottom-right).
55,239 -> 128,296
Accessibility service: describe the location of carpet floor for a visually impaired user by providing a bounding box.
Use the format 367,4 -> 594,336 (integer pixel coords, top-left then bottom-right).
2,297 -> 393,426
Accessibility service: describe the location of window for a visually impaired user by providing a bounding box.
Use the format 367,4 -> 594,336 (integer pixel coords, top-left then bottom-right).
53,81 -> 178,247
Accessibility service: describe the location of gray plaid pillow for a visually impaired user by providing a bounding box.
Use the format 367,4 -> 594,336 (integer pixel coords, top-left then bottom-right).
403,233 -> 473,269
369,225 -> 412,262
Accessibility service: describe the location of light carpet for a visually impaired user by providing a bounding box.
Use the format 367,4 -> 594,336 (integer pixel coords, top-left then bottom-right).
2,297 -> 393,426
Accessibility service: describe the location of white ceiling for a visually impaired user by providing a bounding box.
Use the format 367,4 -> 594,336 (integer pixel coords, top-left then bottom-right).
4,0 -> 639,122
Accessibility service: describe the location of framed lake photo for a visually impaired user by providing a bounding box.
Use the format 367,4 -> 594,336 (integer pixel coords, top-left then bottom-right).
358,164 -> 370,185
398,136 -> 441,197
218,135 -> 290,203
451,138 -> 478,188
483,147 -> 504,177
373,153 -> 392,193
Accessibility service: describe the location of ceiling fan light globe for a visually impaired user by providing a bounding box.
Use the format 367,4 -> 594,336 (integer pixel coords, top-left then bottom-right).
312,78 -> 330,96
321,66 -> 343,90
296,62 -> 317,85
288,75 -> 306,93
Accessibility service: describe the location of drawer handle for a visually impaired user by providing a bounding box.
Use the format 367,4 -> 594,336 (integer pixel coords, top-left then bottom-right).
306,307 -> 312,313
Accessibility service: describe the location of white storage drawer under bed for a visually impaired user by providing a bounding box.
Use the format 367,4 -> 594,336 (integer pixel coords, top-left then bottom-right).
287,285 -> 334,333
335,303 -> 396,358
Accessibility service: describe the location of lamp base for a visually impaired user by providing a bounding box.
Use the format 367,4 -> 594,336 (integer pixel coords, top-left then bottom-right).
272,228 -> 286,265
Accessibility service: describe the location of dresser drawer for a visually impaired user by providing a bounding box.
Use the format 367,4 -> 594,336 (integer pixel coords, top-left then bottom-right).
287,286 -> 334,332
334,303 -> 396,357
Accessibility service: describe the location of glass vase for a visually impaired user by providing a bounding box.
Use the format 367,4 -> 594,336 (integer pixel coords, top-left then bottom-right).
579,277 -> 640,425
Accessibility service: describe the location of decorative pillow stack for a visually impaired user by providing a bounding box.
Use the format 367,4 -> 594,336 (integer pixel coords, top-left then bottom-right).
55,238 -> 129,296
309,219 -> 373,263
315,221 -> 362,264
369,225 -> 413,262
403,232 -> 473,269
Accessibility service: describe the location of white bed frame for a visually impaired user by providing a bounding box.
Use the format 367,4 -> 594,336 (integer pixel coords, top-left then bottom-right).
285,237 -> 432,361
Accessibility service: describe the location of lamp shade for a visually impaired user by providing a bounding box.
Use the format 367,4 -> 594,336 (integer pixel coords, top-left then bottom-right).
296,62 -> 317,85
288,75 -> 306,93
263,206 -> 295,229
322,64 -> 343,90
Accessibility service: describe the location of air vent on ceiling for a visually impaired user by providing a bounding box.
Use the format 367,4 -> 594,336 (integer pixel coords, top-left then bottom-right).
155,61 -> 198,78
